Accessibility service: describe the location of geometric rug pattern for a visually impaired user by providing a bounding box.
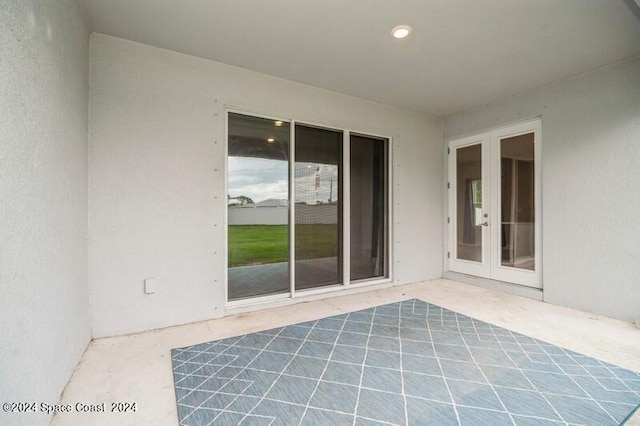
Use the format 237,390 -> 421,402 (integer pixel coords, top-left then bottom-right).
171,299 -> 640,425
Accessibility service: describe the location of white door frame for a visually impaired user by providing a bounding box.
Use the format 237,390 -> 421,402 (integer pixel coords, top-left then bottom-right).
225,108 -> 395,308
447,119 -> 542,288
447,133 -> 491,278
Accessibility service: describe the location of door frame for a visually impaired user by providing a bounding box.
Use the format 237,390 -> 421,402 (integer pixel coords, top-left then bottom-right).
447,133 -> 491,278
447,118 -> 542,288
225,107 -> 394,308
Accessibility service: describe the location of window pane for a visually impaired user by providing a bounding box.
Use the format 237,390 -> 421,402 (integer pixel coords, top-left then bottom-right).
350,134 -> 387,281
227,113 -> 290,300
294,125 -> 342,290
500,133 -> 535,270
456,144 -> 483,262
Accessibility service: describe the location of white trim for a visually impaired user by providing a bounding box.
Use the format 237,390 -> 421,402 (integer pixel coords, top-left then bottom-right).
442,138 -> 450,277
223,109 -> 230,305
387,135 -> 394,284
226,280 -> 395,315
445,115 -> 542,142
350,277 -> 393,288
225,106 -> 294,124
294,283 -> 346,298
289,119 -> 296,299
342,130 -> 351,289
226,291 -> 291,310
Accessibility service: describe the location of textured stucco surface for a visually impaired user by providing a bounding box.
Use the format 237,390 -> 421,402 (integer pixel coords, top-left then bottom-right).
0,1 -> 90,425
88,33 -> 444,338
445,56 -> 640,322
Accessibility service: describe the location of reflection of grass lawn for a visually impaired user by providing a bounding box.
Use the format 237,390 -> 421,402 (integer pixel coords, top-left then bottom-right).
228,224 -> 338,267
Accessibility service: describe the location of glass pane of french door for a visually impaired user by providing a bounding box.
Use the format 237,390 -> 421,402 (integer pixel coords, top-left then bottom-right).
294,125 -> 343,290
227,112 -> 290,301
455,143 -> 483,262
500,133 -> 535,271
350,134 -> 388,281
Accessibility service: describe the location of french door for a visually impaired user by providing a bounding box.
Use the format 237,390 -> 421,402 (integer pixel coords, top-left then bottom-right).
448,119 -> 541,288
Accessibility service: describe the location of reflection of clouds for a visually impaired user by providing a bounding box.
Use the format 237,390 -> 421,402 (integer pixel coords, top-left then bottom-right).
229,181 -> 288,203
229,156 -> 288,203
228,157 -> 340,204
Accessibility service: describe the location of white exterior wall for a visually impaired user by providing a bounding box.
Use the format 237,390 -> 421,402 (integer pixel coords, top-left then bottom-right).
0,1 -> 90,425
89,34 -> 444,338
445,56 -> 640,322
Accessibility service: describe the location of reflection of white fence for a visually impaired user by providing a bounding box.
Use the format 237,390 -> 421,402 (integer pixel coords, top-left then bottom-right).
229,206 -> 287,225
228,204 -> 338,225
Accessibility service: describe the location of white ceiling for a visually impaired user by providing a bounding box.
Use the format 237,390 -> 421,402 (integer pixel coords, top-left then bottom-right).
83,0 -> 640,117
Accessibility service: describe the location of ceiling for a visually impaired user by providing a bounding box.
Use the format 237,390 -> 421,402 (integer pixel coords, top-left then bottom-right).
83,0 -> 640,117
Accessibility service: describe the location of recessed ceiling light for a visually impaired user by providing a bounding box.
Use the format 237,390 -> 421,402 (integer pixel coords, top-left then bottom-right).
274,120 -> 283,127
391,25 -> 411,39
267,138 -> 275,143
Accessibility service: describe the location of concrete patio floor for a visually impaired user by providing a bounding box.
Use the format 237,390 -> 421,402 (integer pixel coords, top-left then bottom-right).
51,279 -> 640,426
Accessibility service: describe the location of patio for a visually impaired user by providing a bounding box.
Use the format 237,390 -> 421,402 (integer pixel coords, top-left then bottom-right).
51,279 -> 640,426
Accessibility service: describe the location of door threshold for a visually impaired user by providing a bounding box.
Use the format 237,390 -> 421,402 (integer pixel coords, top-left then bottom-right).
443,271 -> 543,301
225,280 -> 394,316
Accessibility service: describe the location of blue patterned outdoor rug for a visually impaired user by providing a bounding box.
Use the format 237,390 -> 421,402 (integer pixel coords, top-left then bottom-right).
171,299 -> 640,425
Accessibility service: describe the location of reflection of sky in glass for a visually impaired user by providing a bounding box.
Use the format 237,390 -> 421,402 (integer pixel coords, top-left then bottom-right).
228,156 -> 288,203
228,157 -> 338,205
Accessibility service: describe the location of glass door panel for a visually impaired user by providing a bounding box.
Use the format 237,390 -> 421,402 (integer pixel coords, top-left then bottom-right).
499,133 -> 535,270
227,113 -> 290,301
448,135 -> 491,278
294,125 -> 343,291
350,134 -> 388,281
455,144 -> 483,262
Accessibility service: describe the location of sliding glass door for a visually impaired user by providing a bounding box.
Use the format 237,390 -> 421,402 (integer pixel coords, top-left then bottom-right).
350,134 -> 388,281
227,111 -> 390,303
227,113 -> 291,300
294,125 -> 343,290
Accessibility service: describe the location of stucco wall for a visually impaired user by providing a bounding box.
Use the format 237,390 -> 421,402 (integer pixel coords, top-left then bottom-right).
0,1 -> 90,425
445,56 -> 640,322
89,34 -> 444,338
